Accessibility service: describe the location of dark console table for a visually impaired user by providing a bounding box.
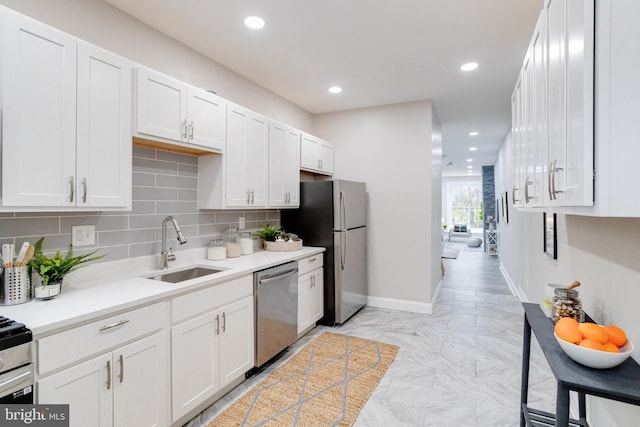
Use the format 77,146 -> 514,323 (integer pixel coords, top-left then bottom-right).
520,303 -> 640,426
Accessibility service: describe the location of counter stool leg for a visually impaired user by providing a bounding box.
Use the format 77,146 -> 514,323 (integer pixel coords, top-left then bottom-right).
520,314 -> 532,427
556,383 -> 570,427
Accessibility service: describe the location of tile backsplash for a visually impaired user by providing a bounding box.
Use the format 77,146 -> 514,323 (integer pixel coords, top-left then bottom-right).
0,146 -> 280,262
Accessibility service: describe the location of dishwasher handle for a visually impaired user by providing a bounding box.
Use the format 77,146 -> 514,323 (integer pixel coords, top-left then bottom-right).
258,268 -> 298,285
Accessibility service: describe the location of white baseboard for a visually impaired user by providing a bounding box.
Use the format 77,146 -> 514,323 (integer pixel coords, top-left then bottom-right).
499,262 -> 528,302
367,295 -> 433,315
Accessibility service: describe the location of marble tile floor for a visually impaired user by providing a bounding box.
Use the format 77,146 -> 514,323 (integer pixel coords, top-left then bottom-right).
186,249 -> 556,427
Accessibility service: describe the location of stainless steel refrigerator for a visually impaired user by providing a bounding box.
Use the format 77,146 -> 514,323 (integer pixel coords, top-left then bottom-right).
281,180 -> 367,325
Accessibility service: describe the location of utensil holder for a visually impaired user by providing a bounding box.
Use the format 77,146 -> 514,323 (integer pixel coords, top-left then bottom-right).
0,265 -> 32,305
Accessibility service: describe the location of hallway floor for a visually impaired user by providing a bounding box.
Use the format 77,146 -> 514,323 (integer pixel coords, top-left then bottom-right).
187,246 -> 557,426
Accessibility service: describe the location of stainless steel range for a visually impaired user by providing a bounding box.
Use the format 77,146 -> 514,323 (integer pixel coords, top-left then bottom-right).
0,316 -> 33,404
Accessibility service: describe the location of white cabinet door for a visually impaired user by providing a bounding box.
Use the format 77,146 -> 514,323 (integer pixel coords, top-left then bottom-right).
225,104 -> 251,207
38,353 -> 113,427
300,133 -> 333,175
113,332 -> 168,427
186,88 -> 225,151
136,68 -> 187,142
298,268 -> 324,334
269,122 -> 300,207
318,140 -> 334,175
546,0 -> 594,206
218,296 -> 254,389
224,103 -> 268,207
531,10 -> 548,207
245,113 -> 269,207
171,312 -> 219,422
1,9 -> 77,207
511,74 -> 525,208
76,43 -> 132,208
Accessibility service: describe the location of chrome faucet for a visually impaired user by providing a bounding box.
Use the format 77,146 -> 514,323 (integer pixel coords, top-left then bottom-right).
161,216 -> 187,269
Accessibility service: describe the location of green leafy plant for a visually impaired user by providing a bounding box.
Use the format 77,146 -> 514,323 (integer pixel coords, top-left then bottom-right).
254,224 -> 284,242
29,237 -> 106,287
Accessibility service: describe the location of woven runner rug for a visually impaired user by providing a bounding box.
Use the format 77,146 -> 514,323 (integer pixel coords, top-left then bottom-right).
209,332 -> 399,427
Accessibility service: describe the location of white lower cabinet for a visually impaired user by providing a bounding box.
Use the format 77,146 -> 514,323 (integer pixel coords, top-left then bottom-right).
36,302 -> 169,427
170,276 -> 254,422
38,332 -> 167,427
297,255 -> 324,335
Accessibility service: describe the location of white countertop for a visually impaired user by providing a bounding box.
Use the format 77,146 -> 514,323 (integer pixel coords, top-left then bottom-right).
1,246 -> 325,337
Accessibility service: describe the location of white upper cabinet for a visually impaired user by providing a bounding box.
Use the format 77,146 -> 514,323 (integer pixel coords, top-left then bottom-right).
199,103 -> 268,209
546,0 -> 594,207
135,67 -> 225,152
1,8 -> 132,210
269,122 -> 300,208
300,133 -> 334,175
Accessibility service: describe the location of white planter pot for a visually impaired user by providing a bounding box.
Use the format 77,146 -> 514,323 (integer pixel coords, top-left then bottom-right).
33,280 -> 62,300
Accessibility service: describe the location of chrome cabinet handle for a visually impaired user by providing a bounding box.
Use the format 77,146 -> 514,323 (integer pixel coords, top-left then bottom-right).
311,274 -> 315,288
69,176 -> 75,202
251,189 -> 255,204
309,258 -> 316,263
524,176 -> 535,204
188,121 -> 194,140
222,312 -> 226,333
99,319 -> 129,332
548,162 -> 554,201
118,354 -> 124,383
512,186 -> 520,203
246,190 -> 250,204
181,120 -> 188,139
106,360 -> 111,390
82,177 -> 87,203
550,160 -> 564,200
215,314 -> 220,335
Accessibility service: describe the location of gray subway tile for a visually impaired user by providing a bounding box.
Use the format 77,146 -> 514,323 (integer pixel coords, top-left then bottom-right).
130,201 -> 157,215
198,224 -> 223,236
133,157 -> 178,175
133,172 -> 156,186
156,150 -> 198,165
129,241 -> 160,258
129,214 -> 167,230
178,163 -> 198,177
0,217 -> 60,238
99,229 -> 155,246
94,245 -> 129,263
60,215 -> 128,233
132,146 -> 156,159
176,213 -> 201,226
133,187 -> 177,201
178,189 -> 197,202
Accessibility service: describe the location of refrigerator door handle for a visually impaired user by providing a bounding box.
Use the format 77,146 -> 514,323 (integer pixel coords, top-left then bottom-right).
341,230 -> 348,270
340,191 -> 347,231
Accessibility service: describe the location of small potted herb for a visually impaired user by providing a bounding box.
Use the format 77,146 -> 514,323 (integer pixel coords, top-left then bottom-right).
254,224 -> 284,242
29,237 -> 105,300
254,224 -> 302,252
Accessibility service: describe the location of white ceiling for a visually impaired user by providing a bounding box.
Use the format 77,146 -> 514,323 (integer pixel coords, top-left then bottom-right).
104,0 -> 542,177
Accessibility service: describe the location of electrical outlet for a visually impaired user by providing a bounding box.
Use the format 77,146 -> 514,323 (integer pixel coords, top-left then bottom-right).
239,217 -> 245,229
72,225 -> 95,246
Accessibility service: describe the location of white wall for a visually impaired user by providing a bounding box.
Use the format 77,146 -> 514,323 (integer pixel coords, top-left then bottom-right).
495,133 -> 640,427
0,0 -> 313,132
314,101 -> 442,312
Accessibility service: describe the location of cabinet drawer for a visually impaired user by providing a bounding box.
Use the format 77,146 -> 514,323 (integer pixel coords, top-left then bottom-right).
298,254 -> 324,276
172,275 -> 253,324
38,302 -> 167,375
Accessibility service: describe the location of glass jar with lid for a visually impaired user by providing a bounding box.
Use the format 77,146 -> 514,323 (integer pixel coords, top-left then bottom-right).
552,288 -> 583,323
207,236 -> 226,261
225,227 -> 241,258
240,231 -> 254,255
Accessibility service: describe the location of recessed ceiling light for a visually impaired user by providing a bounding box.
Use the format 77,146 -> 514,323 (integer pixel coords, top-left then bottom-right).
469,131 -> 479,136
460,62 -> 478,71
328,86 -> 342,94
466,158 -> 473,162
467,165 -> 473,169
244,16 -> 265,29
469,147 -> 478,151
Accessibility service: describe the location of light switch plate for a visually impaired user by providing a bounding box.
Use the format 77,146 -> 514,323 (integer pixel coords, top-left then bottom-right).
72,225 -> 96,246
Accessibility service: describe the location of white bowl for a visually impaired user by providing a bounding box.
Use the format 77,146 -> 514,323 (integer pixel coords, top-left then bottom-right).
554,332 -> 634,369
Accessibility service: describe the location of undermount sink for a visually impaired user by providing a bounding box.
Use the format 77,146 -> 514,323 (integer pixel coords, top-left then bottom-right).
149,266 -> 225,283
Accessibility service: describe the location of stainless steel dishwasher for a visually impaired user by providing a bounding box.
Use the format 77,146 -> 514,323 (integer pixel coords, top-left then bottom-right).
254,261 -> 298,367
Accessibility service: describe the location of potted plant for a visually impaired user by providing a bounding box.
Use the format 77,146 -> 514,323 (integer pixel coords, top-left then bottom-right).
29,237 -> 105,300
254,224 -> 302,252
254,224 -> 284,243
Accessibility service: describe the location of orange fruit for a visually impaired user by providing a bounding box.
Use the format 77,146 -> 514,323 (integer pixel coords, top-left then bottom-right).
603,342 -> 620,353
578,322 -> 608,344
555,317 -> 582,344
603,325 -> 627,347
579,339 -> 605,351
